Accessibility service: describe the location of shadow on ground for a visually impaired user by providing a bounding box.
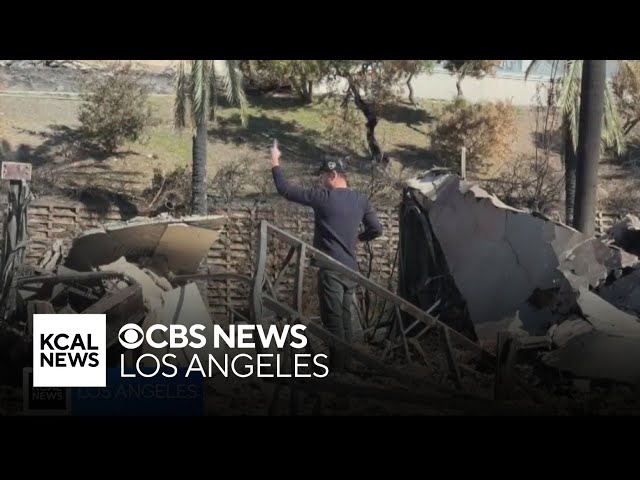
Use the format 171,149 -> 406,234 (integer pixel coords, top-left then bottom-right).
386,144 -> 439,170
1,125 -> 145,216
247,95 -> 312,112
600,171 -> 630,181
601,139 -> 640,180
60,186 -> 140,219
16,125 -> 139,166
531,129 -> 563,155
210,113 -> 333,166
380,103 -> 434,130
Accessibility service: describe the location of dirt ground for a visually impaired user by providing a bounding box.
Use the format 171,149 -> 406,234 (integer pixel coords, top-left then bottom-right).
1,82 -> 638,216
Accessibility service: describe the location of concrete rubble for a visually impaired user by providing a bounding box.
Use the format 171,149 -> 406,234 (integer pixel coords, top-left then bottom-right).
7,169 -> 640,407
65,213 -> 226,274
604,214 -> 640,256
596,214 -> 640,317
598,269 -> 640,315
403,169 -> 640,386
20,214 -> 227,363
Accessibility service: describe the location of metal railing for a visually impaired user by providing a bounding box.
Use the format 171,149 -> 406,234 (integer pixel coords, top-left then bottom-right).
249,220 -> 499,388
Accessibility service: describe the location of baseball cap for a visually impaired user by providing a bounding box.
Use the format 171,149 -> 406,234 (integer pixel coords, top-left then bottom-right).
317,157 -> 347,175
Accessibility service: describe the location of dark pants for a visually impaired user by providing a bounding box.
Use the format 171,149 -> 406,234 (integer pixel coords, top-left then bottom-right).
317,268 -> 357,372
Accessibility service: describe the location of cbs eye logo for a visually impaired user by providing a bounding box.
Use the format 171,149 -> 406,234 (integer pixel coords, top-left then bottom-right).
118,324 -> 144,349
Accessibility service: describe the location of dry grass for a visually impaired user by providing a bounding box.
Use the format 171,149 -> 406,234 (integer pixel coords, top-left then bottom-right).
1,91 -> 633,213
0,94 -> 441,200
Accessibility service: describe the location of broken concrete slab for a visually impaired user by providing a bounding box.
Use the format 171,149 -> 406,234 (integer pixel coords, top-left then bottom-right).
141,267 -> 173,292
560,238 -> 637,288
598,268 -> 640,316
407,172 -> 581,337
64,214 -> 226,273
539,282 -> 640,383
541,330 -> 640,385
404,170 -> 640,340
548,317 -> 593,348
575,287 -> 640,338
154,223 -> 220,274
98,256 -> 163,311
606,214 -> 640,256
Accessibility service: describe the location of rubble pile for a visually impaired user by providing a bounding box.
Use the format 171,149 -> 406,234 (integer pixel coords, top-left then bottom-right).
402,169 -> 640,389
6,169 -> 640,414
10,213 -> 227,368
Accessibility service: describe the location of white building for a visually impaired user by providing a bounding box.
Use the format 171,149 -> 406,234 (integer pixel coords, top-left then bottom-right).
408,60 -> 620,107
315,60 -> 621,107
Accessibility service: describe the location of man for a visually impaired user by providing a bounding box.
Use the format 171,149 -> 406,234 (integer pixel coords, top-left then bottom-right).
270,140 -> 383,371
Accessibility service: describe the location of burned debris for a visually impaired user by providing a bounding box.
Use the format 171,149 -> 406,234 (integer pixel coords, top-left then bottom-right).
5,161 -> 640,414
0,210 -> 227,384
400,168 -> 640,397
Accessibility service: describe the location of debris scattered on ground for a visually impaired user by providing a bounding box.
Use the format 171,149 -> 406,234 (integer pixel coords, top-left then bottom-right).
98,256 -> 164,311
5,167 -> 640,414
402,169 -> 640,395
605,214 -> 640,256
1,214 -> 228,394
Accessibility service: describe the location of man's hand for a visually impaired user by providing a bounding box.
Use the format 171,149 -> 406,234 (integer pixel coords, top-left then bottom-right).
271,139 -> 281,167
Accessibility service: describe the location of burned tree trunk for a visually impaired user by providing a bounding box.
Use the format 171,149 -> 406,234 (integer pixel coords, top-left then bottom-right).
456,73 -> 465,98
407,73 -> 416,106
305,80 -> 313,104
292,78 -> 314,104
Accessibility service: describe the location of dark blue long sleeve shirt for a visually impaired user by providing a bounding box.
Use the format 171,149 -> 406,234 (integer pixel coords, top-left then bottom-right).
272,166 -> 383,271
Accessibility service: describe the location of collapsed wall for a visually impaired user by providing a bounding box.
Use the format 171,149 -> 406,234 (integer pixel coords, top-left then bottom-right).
400,169 -> 640,384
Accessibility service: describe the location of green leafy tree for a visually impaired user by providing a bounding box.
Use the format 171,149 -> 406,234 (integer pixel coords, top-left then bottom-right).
394,60 -> 435,105
78,62 -> 152,154
440,60 -> 501,98
326,60 -> 412,161
262,60 -> 329,103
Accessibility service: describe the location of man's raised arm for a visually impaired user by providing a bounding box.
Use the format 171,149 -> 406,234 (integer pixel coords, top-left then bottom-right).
271,139 -> 326,206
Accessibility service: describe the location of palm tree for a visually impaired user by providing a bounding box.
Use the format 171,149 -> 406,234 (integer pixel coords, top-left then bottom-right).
174,60 -> 248,215
526,60 -> 622,224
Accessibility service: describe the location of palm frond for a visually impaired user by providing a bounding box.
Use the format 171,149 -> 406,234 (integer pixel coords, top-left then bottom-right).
209,66 -> 218,122
528,59 -> 623,158
524,60 -> 539,80
603,84 -> 624,154
221,60 -> 248,127
173,60 -> 189,129
191,60 -> 209,127
558,60 -> 582,147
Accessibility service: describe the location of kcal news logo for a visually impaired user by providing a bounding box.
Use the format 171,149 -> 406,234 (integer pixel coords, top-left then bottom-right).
32,314 -> 328,388
33,314 -> 106,387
